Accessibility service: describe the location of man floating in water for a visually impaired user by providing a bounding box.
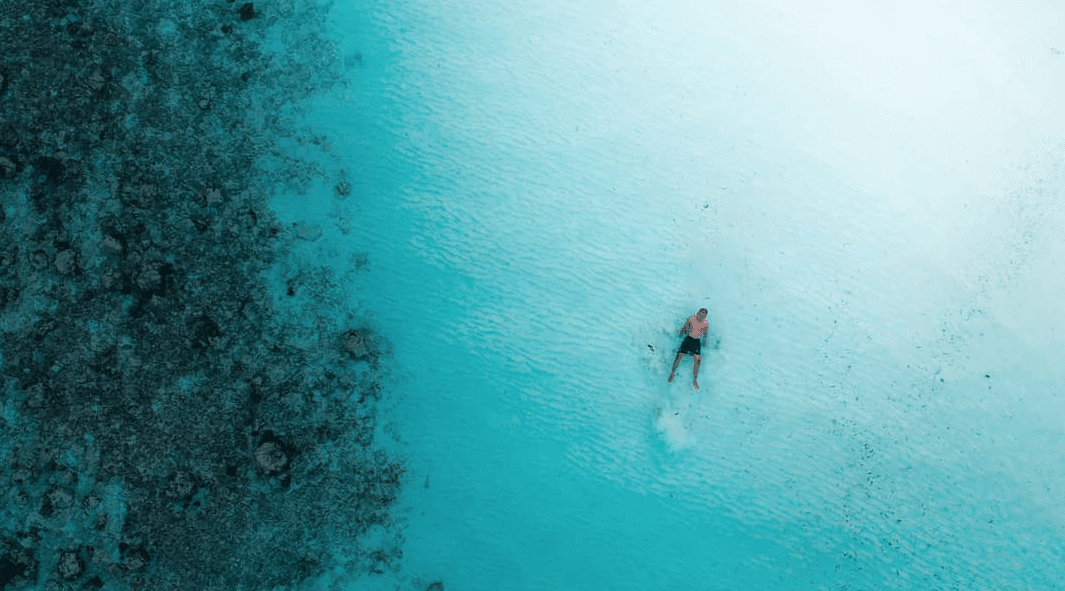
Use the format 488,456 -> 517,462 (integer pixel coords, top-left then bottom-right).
668,308 -> 708,390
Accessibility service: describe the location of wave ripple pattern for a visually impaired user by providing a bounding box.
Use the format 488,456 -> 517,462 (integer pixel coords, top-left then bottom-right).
332,1 -> 1065,590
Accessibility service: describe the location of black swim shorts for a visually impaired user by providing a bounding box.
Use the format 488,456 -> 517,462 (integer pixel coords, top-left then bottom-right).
679,336 -> 701,356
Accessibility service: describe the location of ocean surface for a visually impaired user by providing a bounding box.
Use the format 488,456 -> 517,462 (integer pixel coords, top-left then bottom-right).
270,1 -> 1065,589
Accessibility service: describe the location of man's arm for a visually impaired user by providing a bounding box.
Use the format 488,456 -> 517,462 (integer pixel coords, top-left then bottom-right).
678,318 -> 689,336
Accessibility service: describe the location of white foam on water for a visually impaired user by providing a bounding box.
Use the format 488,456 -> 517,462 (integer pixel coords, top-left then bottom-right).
653,403 -> 694,453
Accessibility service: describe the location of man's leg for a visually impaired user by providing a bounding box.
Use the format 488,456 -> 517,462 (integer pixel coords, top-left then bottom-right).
668,351 -> 684,382
692,354 -> 701,389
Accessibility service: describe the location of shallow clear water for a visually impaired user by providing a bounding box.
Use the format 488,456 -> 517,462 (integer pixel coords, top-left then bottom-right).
273,1 -> 1065,588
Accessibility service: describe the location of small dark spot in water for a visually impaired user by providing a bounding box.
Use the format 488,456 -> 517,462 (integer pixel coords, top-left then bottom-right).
647,344 -> 654,351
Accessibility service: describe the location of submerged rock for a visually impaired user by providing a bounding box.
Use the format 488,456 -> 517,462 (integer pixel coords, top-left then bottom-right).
345,329 -> 370,358
255,441 -> 289,473
57,549 -> 84,580
294,221 -> 323,241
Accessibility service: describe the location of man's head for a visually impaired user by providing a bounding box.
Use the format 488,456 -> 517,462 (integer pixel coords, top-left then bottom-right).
697,308 -> 708,320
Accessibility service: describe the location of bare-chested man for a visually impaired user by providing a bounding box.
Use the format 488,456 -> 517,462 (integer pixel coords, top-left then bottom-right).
668,308 -> 708,389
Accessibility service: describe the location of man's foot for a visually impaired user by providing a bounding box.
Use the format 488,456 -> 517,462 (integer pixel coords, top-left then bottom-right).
693,380 -> 700,390
668,373 -> 674,383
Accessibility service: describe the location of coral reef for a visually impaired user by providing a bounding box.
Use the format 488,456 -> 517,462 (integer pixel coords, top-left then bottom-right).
0,0 -> 403,589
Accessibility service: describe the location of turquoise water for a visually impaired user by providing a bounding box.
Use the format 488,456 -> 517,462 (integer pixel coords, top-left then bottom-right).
273,1 -> 1065,589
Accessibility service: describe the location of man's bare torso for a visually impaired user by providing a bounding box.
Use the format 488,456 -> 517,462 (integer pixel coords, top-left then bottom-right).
685,315 -> 708,339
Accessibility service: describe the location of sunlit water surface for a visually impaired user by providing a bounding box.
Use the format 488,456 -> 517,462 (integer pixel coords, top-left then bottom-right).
271,1 -> 1065,589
